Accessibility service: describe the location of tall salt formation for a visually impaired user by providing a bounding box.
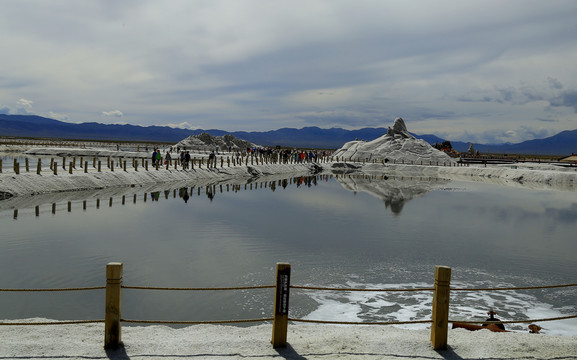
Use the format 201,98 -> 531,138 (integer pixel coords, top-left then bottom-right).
332,117 -> 456,164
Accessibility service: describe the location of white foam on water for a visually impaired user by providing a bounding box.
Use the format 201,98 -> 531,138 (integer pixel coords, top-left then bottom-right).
300,279 -> 577,336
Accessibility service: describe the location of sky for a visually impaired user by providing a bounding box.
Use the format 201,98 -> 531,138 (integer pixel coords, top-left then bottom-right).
1,0 -> 577,144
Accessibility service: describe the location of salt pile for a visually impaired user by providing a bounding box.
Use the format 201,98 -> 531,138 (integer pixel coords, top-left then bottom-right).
332,117 -> 455,164
175,133 -> 256,152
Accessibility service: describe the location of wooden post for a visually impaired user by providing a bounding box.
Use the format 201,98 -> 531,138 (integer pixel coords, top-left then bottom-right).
53,161 -> 58,175
272,262 -> 291,348
0,158 -> 2,173
431,265 -> 451,350
14,159 -> 19,174
69,162 -> 73,174
105,262 -> 123,349
37,159 -> 42,174
98,161 -> 102,172
84,161 -> 88,173
25,157 -> 29,172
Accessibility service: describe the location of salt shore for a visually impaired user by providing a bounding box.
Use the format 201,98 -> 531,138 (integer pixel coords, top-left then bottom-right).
1,319 -> 576,360
1,147 -> 576,198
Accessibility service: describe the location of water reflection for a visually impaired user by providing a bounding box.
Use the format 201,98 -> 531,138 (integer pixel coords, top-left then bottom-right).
335,174 -> 450,214
2,174 -> 455,219
1,175 -> 334,219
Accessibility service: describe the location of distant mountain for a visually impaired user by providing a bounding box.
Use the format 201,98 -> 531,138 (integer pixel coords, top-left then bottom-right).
1,114 -> 575,155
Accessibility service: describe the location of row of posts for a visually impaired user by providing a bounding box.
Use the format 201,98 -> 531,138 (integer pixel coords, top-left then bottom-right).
104,262 -> 452,350
1,156 -> 469,175
1,153 -> 338,175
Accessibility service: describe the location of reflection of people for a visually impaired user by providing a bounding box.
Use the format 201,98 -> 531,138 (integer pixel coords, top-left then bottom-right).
483,309 -> 505,330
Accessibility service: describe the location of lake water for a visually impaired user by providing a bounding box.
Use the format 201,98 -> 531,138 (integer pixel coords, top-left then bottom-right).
1,174 -> 577,335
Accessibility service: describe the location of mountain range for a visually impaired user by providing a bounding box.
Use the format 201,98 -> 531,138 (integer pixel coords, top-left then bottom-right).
1,114 -> 575,155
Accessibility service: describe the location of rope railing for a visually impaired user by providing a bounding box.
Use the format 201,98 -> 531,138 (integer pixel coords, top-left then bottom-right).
451,283 -> 577,291
122,285 -> 274,291
121,318 -> 274,325
2,262 -> 576,352
0,320 -> 104,326
291,285 -> 434,292
450,314 -> 577,325
0,286 -> 105,292
288,318 -> 433,326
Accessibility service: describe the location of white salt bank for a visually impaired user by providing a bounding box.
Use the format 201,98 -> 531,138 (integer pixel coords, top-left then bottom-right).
332,117 -> 455,165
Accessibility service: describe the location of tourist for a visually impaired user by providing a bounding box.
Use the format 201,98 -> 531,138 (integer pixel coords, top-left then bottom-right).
155,150 -> 162,167
165,151 -> 171,165
151,149 -> 157,166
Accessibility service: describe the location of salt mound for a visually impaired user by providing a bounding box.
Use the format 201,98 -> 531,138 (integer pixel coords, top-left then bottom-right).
333,118 -> 455,164
175,133 -> 257,152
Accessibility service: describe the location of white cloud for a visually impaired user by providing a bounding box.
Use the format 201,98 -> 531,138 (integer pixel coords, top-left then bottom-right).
17,98 -> 33,108
165,122 -> 198,130
47,112 -> 69,121
102,110 -> 123,118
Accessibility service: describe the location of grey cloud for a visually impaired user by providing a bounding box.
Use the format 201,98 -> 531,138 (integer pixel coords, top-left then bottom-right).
548,77 -> 563,90
537,117 -> 558,123
550,91 -> 577,112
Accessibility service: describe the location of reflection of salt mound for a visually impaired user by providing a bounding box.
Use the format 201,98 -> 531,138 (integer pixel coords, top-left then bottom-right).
336,174 -> 449,214
333,118 -> 455,164
176,133 -> 256,151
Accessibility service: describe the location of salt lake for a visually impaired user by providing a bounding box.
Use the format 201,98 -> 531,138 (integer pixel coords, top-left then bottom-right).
1,174 -> 577,335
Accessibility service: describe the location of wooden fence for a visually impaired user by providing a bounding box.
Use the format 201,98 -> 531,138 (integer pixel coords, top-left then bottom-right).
1,263 -> 577,351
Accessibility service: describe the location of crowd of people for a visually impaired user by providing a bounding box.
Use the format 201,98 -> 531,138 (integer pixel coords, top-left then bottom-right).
149,146 -> 333,169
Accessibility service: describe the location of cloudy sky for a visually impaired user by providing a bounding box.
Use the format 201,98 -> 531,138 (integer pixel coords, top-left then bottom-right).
1,1 -> 577,144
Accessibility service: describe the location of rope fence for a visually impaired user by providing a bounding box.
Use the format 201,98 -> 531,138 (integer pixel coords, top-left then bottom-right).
1,262 -> 576,351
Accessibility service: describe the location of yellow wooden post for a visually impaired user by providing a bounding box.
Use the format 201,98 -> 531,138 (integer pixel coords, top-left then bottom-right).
105,262 -> 123,349
431,265 -> 451,350
272,262 -> 291,348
